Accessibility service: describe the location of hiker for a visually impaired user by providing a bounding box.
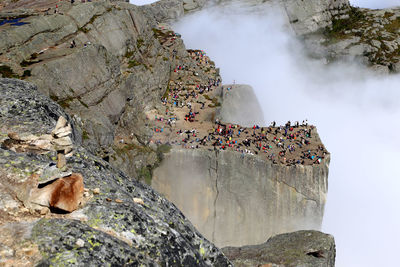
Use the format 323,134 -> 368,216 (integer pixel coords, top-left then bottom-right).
70,40 -> 76,48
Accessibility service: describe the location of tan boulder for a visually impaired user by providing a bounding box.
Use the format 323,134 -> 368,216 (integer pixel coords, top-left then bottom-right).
30,173 -> 84,213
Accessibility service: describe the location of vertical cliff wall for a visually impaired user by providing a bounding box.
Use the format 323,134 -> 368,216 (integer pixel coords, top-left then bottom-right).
152,148 -> 329,247
282,0 -> 350,35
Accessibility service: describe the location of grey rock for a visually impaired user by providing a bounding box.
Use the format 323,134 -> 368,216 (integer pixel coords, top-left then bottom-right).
217,84 -> 265,127
222,230 -> 336,267
152,148 -> 329,247
0,78 -> 231,266
0,79 -> 81,146
282,0 -> 350,35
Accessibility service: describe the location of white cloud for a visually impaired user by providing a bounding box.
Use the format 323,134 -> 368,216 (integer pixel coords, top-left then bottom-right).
129,0 -> 158,6
174,2 -> 400,266
350,0 -> 400,8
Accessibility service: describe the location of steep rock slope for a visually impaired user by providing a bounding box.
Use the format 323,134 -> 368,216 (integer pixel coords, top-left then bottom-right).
280,0 -> 400,73
314,6 -> 400,73
152,147 -> 329,247
0,78 -> 231,266
282,0 -> 350,35
0,0 -> 196,179
222,230 -> 336,267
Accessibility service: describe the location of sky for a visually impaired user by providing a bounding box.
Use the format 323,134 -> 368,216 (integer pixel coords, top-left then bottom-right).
129,0 -> 158,6
129,0 -> 400,9
350,0 -> 400,8
173,2 -> 400,267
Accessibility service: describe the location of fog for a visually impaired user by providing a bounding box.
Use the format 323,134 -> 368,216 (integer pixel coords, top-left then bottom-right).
351,0 -> 400,9
129,0 -> 158,6
173,2 -> 400,267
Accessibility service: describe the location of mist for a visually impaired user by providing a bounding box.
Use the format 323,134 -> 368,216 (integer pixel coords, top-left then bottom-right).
129,0 -> 158,6
350,0 -> 400,9
173,2 -> 400,267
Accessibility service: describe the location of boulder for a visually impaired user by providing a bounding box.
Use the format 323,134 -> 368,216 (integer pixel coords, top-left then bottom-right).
222,230 -> 336,267
217,84 -> 265,127
29,173 -> 84,213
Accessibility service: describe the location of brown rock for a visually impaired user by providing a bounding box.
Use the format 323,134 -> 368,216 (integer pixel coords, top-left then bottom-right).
56,153 -> 66,169
133,198 -> 144,205
29,173 -> 84,213
115,199 -> 123,203
39,207 -> 49,215
49,174 -> 84,212
92,188 -> 100,194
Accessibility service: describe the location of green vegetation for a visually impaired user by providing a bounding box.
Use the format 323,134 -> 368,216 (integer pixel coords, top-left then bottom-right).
138,166 -> 152,185
82,130 -> 90,140
30,53 -> 38,60
384,17 -> 400,33
111,143 -> 171,185
152,28 -> 175,40
137,38 -> 144,49
156,144 -> 171,158
88,14 -> 101,25
323,7 -> 367,41
78,27 -> 90,33
0,65 -> 18,78
204,94 -> 221,108
22,70 -> 31,77
58,99 -> 72,109
20,58 -> 41,67
162,81 -> 171,99
0,65 -> 31,79
128,60 -> 141,68
125,50 -> 134,58
49,94 -> 76,109
137,144 -> 171,185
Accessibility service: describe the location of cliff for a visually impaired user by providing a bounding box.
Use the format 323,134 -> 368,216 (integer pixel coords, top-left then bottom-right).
152,146 -> 329,248
0,0 -> 201,180
0,0 -> 334,264
280,0 -> 400,73
282,0 -> 351,35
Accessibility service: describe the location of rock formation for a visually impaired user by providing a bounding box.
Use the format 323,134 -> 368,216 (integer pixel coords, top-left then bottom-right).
222,230 -> 336,267
282,0 -> 350,35
152,147 -> 329,247
0,78 -> 231,266
217,84 -> 265,127
281,0 -> 400,73
0,0 -> 341,265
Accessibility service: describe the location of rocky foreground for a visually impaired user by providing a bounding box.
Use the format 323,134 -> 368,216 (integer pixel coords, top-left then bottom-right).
222,231 -> 336,267
0,0 -> 377,266
0,78 -> 232,266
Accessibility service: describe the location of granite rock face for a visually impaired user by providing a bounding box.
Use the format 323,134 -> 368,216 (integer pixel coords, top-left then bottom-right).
0,0 -> 189,176
222,230 -> 336,267
281,0 -> 400,73
152,148 -> 329,247
0,78 -> 231,266
140,0 -> 207,22
217,84 -> 265,127
282,0 -> 350,35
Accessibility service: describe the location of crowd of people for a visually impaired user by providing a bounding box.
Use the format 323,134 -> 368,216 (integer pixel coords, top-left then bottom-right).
148,27 -> 328,166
